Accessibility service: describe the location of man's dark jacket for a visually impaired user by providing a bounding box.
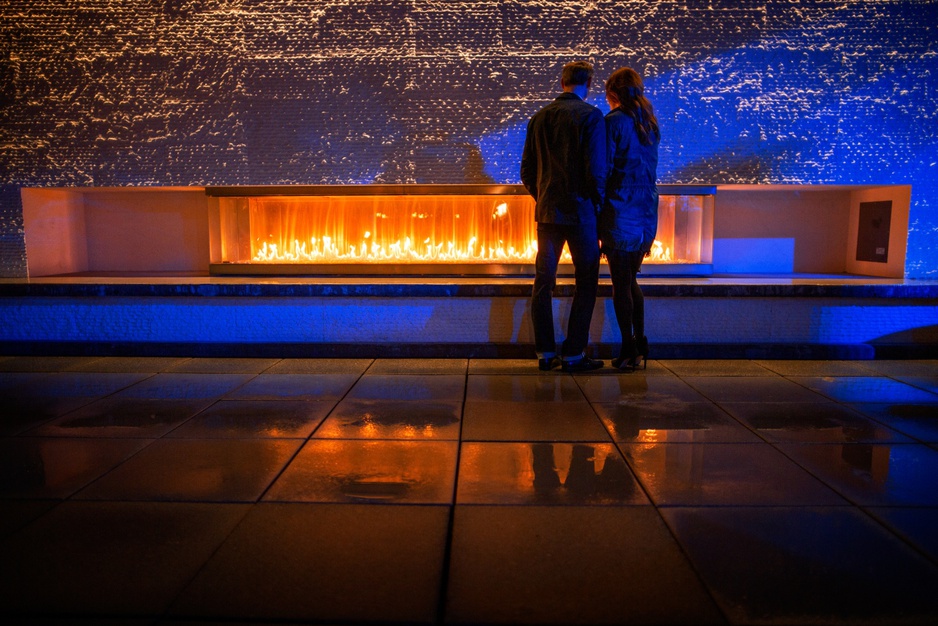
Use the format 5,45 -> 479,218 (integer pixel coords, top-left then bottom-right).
520,92 -> 607,225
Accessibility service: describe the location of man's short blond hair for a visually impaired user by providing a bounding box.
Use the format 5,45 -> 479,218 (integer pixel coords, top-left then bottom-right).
561,61 -> 594,87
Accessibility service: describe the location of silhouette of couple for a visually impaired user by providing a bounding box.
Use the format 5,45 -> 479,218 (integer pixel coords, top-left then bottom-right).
521,61 -> 659,373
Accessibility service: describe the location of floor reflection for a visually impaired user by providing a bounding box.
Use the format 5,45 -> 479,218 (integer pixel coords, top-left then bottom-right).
264,439 -> 458,504
792,376 -> 938,404
0,438 -> 149,499
661,506 -> 938,624
33,398 -> 211,438
168,400 -> 333,438
849,403 -> 938,442
347,375 -> 465,401
2,357 -> 937,624
721,402 -> 907,443
623,442 -> 845,506
457,442 -> 646,505
467,375 -> 586,402
316,399 -> 461,440
576,375 -> 707,403
594,400 -> 760,443
779,442 -> 938,506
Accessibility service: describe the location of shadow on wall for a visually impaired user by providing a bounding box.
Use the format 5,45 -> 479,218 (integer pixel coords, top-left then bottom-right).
664,141 -> 776,184
243,98 -> 394,185
376,140 -> 495,184
241,100 -> 495,184
873,326 -> 938,346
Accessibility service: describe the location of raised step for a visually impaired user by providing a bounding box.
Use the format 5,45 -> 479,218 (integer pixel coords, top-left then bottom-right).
1,275 -> 936,359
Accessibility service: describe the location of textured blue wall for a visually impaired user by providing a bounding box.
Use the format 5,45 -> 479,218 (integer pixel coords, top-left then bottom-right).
1,0 -> 935,277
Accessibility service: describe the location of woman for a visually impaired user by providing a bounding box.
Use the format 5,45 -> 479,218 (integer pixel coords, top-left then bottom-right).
600,67 -> 660,370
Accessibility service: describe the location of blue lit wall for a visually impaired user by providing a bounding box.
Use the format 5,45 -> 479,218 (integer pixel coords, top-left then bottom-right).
1,1 -> 935,277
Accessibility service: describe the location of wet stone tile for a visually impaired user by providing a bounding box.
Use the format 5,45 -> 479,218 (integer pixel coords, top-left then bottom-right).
789,376 -> 938,404
467,374 -> 586,402
167,400 -> 334,439
75,439 -> 302,503
594,400 -> 761,443
21,611 -> 154,626
0,501 -> 249,616
314,398 -> 461,440
114,373 -> 255,401
456,442 -> 648,505
367,358 -> 467,375
720,402 -> 910,443
226,373 -> 359,402
0,372 -> 147,435
662,506 -> 938,625
0,499 -> 59,539
576,374 -> 709,404
566,359 -> 674,376
753,359 -> 878,377
684,376 -> 828,404
865,507 -> 938,562
859,360 -> 938,378
622,442 -> 845,506
446,506 -> 723,625
0,372 -> 48,395
170,503 -> 448,623
462,401 -> 609,442
0,374 -> 103,432
164,357 -> 281,374
0,395 -> 97,435
778,442 -> 938,506
661,359 -> 774,377
15,372 -> 153,400
264,358 -> 373,374
264,439 -> 458,505
0,437 -> 151,499
0,356 -> 103,372
468,358 -> 558,375
30,398 -> 211,438
346,374 -> 466,402
893,375 -> 938,396
468,358 -> 674,376
849,402 -> 938,443
68,356 -> 190,373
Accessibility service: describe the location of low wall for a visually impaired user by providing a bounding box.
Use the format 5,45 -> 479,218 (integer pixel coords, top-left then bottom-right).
1,281 -> 935,359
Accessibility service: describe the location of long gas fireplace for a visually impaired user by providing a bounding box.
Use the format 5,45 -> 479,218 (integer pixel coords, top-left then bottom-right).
206,184 -> 715,275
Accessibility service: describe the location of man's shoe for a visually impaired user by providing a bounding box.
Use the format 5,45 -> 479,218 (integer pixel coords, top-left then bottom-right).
561,356 -> 604,372
538,356 -> 562,371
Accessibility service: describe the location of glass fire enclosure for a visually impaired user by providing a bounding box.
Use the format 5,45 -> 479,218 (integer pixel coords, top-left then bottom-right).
207,184 -> 714,275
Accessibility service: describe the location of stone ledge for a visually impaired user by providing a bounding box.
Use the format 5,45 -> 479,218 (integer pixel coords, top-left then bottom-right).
2,279 -> 937,299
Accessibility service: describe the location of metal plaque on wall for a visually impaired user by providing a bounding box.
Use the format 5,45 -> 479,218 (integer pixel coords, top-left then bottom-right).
856,200 -> 892,263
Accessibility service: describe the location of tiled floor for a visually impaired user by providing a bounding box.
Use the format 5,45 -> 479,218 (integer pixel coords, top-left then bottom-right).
1,355 -> 937,625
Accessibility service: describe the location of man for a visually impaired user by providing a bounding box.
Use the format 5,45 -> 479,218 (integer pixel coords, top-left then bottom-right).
521,60 -> 607,372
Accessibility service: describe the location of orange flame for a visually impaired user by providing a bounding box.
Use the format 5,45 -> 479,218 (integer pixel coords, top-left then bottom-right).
221,194 -> 689,265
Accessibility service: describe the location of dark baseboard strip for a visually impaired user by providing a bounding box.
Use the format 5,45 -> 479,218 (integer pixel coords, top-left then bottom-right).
2,341 -> 932,360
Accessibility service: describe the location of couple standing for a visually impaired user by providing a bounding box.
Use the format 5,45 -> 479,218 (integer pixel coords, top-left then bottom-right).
521,60 -> 660,373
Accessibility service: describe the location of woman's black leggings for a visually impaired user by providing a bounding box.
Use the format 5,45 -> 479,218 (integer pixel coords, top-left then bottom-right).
605,249 -> 647,348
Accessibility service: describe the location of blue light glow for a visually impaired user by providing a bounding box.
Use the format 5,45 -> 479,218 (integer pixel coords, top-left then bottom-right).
475,11 -> 938,278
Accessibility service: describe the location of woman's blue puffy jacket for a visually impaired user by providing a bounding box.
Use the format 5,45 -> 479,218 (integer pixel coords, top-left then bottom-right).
599,107 -> 659,254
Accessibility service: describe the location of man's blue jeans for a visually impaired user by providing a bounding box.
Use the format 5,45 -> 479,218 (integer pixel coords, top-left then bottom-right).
531,222 -> 600,358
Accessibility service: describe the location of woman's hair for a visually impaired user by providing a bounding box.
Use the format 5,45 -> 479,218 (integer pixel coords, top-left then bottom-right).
605,67 -> 659,146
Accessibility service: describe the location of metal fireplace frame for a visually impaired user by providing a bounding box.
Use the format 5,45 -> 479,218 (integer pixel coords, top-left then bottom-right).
206,183 -> 715,276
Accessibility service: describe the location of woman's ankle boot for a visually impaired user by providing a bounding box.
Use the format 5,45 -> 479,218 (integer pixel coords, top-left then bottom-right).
612,336 -> 639,371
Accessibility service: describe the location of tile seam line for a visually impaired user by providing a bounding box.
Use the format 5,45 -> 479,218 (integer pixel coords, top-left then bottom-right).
434,358 -> 469,624
255,360 -> 375,502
